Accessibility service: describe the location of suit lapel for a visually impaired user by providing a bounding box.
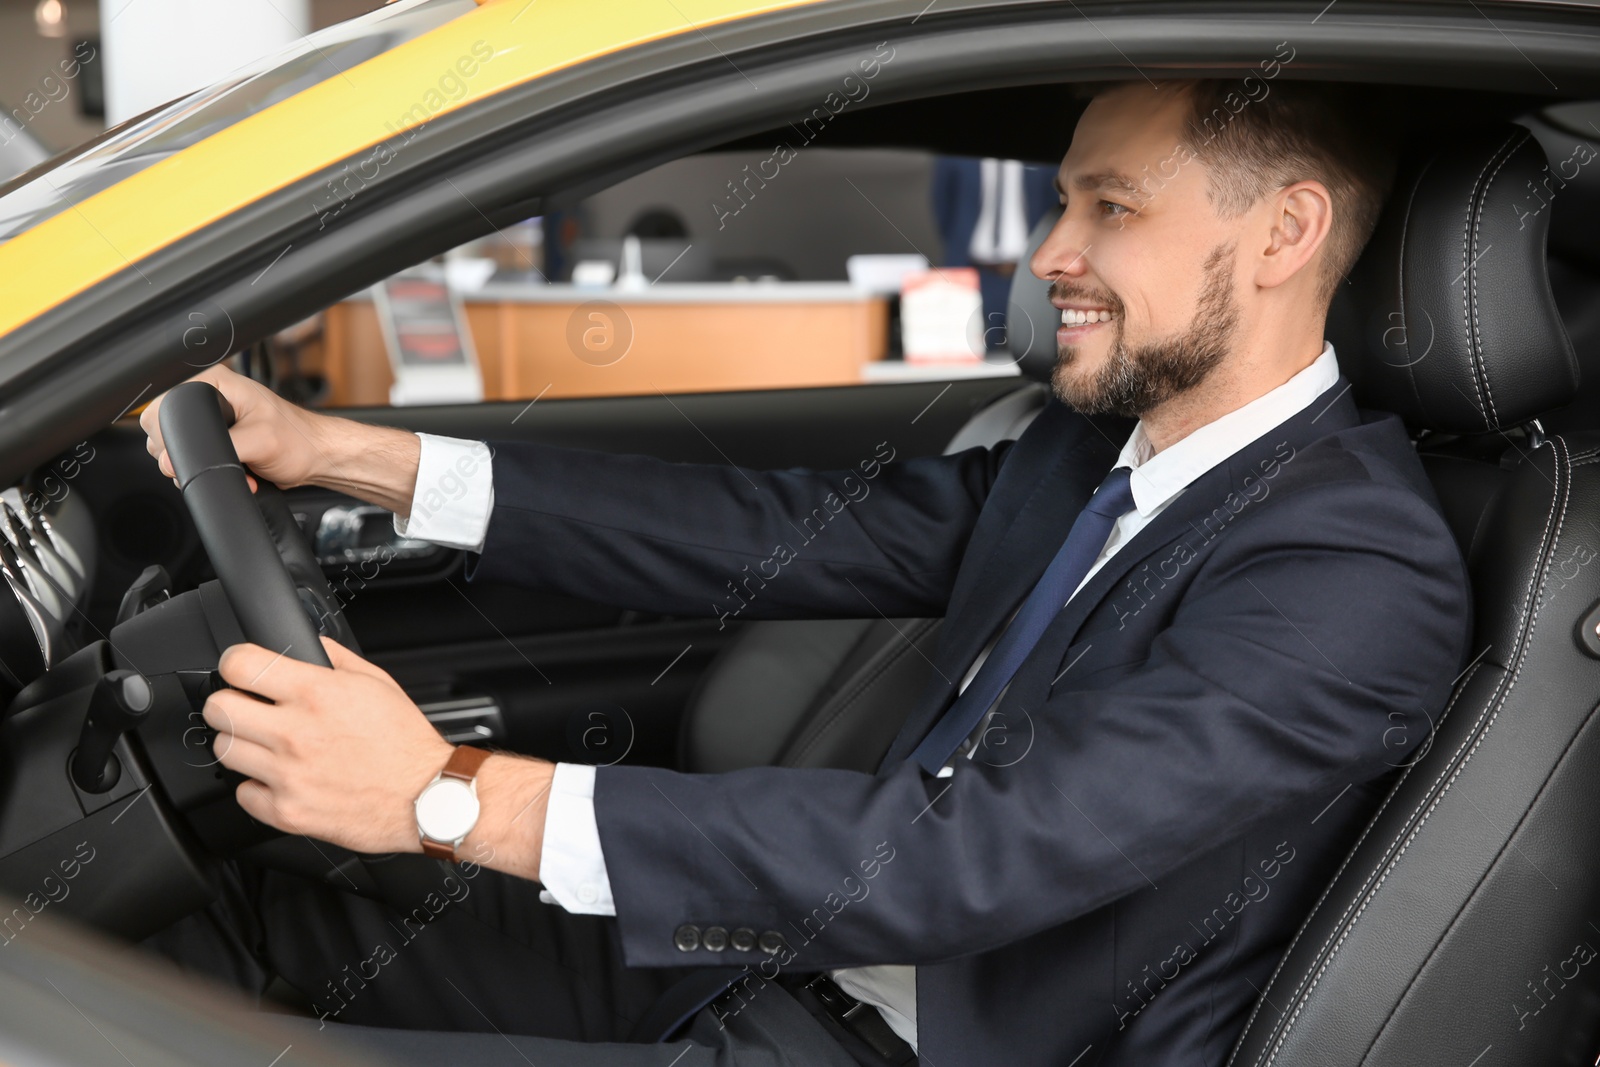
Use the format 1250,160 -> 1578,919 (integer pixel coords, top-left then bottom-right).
941,405 -> 1129,668
880,403 -> 1128,766
1001,377 -> 1363,707
881,376 -> 1361,769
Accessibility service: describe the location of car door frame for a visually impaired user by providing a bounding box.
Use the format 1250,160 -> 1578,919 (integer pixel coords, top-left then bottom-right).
2,0 -> 1599,484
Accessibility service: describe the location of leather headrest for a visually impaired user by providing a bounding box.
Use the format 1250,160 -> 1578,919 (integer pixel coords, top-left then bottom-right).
1331,124 -> 1578,433
1005,206 -> 1065,384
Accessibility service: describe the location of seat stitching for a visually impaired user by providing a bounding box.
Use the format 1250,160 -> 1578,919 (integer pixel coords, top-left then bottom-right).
1253,436 -> 1569,1067
1468,129 -> 1527,430
1461,130 -> 1523,431
1241,435 -> 1568,1067
1254,451 -> 1555,1067
1461,130 -> 1521,430
1262,437 -> 1567,1065
1223,662 -> 1484,1067
1457,148 -> 1495,431
1359,695 -> 1600,1057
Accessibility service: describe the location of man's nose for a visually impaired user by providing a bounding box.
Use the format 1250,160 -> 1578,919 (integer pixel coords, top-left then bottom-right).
1029,217 -> 1090,282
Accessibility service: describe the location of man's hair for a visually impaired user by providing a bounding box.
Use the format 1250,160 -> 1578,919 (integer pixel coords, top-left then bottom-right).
1084,79 -> 1399,305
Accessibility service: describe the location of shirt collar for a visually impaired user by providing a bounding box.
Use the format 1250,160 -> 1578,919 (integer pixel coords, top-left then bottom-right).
1116,342 -> 1342,517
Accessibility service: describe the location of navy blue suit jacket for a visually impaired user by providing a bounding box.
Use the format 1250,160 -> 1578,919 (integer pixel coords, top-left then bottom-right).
470,380 -> 1472,1065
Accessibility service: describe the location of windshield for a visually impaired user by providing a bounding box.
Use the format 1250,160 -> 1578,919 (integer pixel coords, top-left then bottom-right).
0,0 -> 477,246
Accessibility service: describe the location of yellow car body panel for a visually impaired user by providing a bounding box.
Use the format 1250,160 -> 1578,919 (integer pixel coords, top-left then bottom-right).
0,0 -> 827,338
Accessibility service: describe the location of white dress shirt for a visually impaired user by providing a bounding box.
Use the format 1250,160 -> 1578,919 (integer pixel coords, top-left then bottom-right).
968,159 -> 1031,265
393,342 -> 1342,1051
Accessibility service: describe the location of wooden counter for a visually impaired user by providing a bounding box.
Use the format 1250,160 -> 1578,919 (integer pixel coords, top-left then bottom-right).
321,282 -> 891,406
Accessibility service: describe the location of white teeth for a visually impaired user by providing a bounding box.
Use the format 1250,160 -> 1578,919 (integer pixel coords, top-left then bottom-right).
1060,309 -> 1113,325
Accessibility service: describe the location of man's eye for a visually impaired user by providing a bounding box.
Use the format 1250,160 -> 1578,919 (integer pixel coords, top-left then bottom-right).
1100,200 -> 1131,218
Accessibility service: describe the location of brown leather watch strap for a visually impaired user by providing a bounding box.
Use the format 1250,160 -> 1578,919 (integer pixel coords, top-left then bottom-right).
421,838 -> 457,861
441,743 -> 492,782
419,745 -> 493,861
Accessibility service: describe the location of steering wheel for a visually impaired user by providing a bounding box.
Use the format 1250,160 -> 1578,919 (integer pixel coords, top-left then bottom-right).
156,380 -> 359,665
152,381 -> 457,912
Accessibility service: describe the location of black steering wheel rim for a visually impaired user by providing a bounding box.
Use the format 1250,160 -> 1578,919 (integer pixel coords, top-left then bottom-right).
157,381 -> 354,667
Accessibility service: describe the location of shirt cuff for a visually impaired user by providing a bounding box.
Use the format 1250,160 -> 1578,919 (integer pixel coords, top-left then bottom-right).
391,433 -> 495,553
537,763 -> 617,916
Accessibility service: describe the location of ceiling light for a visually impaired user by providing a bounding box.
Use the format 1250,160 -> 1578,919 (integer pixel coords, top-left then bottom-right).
35,0 -> 66,38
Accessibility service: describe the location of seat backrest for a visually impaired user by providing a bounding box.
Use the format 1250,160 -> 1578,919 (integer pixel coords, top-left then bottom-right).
680,224 -> 1062,773
679,384 -> 1047,773
1230,125 -> 1600,1066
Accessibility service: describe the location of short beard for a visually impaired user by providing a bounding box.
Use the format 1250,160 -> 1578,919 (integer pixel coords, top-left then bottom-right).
1052,242 -> 1240,419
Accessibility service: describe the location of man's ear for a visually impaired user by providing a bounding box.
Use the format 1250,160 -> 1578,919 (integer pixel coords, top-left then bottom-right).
1256,179 -> 1333,291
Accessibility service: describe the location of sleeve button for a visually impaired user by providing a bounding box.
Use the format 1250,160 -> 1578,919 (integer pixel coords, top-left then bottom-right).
577,884 -> 599,905
758,930 -> 788,955
730,927 -> 757,952
673,924 -> 701,952
702,925 -> 729,952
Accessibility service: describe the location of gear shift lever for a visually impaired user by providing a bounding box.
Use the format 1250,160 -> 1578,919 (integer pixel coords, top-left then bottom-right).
70,669 -> 153,793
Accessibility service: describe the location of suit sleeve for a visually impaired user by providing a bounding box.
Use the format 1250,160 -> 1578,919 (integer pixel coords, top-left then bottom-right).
589,477 -> 1472,969
466,437 -> 1014,620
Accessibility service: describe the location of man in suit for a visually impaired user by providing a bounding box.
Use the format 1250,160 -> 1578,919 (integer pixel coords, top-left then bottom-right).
139,78 -> 1468,1066
931,155 -> 1059,342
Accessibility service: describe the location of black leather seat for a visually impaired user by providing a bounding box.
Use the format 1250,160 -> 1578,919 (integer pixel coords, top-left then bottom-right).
1231,125 -> 1600,1064
678,333 -> 1052,774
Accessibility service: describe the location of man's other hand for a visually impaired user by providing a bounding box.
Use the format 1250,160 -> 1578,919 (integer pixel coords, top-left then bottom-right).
140,365 -> 334,491
138,366 -> 424,515
205,636 -> 554,875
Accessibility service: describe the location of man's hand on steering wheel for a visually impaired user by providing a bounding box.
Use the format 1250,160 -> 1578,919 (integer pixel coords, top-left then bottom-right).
140,365 -> 425,517
206,637 -> 556,875
141,365 -> 329,491
140,368 -> 557,880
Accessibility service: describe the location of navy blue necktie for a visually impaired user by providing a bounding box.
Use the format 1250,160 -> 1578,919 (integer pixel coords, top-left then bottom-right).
909,465 -> 1136,775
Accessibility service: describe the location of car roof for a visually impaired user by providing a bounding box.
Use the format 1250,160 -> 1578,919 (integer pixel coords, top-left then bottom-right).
0,0 -> 829,339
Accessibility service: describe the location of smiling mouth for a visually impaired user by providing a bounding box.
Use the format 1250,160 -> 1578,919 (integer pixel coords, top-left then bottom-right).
1057,307 -> 1116,340
1061,308 -> 1114,325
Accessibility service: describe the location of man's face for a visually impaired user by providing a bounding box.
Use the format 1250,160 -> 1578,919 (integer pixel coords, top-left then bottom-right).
1029,84 -> 1245,418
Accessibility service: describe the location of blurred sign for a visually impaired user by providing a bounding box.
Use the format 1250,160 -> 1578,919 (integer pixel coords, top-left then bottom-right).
372,275 -> 484,406
847,253 -> 929,295
900,268 -> 983,362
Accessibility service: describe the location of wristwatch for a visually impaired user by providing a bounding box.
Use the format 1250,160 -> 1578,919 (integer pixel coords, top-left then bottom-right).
414,745 -> 492,861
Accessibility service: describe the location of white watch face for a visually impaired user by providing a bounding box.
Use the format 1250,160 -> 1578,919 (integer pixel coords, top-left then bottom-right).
415,778 -> 480,843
